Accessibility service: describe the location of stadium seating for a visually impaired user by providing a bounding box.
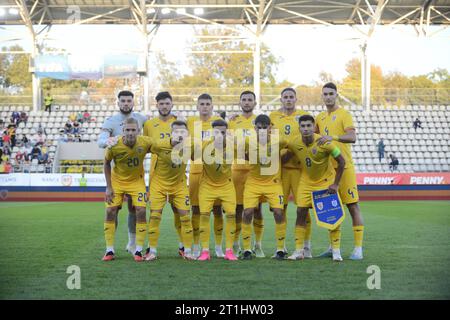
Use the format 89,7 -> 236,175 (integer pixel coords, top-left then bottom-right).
1,104 -> 449,173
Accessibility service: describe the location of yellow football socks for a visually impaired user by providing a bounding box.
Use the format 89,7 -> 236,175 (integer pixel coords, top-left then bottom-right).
199,213 -> 211,250
275,221 -> 286,252
253,218 -> 264,244
104,221 -> 116,250
295,225 -> 307,251
353,225 -> 364,248
213,214 -> 223,247
242,221 -> 252,251
173,212 -> 183,244
180,214 -> 193,249
305,212 -> 312,242
225,213 -> 236,250
147,211 -> 162,248
191,213 -> 200,245
135,222 -> 147,252
330,226 -> 342,250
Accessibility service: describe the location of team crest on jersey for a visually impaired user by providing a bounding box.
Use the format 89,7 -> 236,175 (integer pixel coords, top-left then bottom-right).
312,147 -> 317,155
154,123 -> 159,127
332,115 -> 337,121
295,115 -> 301,122
137,147 -> 144,153
317,202 -> 324,210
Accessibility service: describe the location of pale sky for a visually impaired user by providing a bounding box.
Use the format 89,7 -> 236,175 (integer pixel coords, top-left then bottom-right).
1,24 -> 449,87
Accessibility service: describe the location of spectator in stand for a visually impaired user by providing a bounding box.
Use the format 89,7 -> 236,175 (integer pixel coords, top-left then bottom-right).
25,144 -> 33,161
2,131 -> 11,148
19,111 -> 28,125
64,120 -> 73,134
15,149 -> 25,163
37,123 -> 47,135
69,112 -> 77,123
76,111 -> 84,123
39,145 -> 49,164
413,118 -> 422,131
389,154 -> 399,172
2,145 -> 11,159
22,134 -> 29,146
377,138 -> 386,163
11,111 -> 20,125
33,132 -> 46,146
44,92 -> 54,114
73,121 -> 81,135
82,109 -> 91,123
7,124 -> 16,148
31,145 -> 41,160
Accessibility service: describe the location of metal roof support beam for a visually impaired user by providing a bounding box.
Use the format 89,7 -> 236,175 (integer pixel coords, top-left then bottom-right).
274,6 -> 333,26
361,0 -> 389,110
15,0 -> 41,111
253,0 -> 267,107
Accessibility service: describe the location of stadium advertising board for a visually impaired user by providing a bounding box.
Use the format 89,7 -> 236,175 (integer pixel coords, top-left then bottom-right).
356,173 -> 450,185
34,54 -> 138,80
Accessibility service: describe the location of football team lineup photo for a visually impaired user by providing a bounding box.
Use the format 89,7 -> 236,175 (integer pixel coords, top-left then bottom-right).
0,0 -> 449,306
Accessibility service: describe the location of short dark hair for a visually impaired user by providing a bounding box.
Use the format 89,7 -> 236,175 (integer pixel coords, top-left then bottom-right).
240,90 -> 256,100
155,91 -> 172,102
171,120 -> 187,129
255,114 -> 271,127
118,90 -> 134,99
212,119 -> 228,129
298,114 -> 315,124
198,93 -> 212,101
322,82 -> 337,92
281,88 -> 296,96
123,117 -> 139,126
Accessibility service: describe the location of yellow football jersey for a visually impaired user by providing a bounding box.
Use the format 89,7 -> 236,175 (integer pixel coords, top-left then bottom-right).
200,140 -> 234,187
246,137 -> 287,185
315,107 -> 355,168
187,115 -> 222,174
143,115 -> 177,176
270,109 -> 310,169
229,114 -> 256,171
287,134 -> 340,184
151,139 -> 191,187
105,135 -> 155,183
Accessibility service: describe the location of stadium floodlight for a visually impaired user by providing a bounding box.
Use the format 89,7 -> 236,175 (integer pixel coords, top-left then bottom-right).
146,8 -> 155,14
176,8 -> 186,15
161,8 -> 171,15
0,8 -> 6,16
194,8 -> 204,15
8,8 -> 19,15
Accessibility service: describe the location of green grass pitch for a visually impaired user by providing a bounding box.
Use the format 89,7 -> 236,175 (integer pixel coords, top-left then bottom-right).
0,201 -> 449,300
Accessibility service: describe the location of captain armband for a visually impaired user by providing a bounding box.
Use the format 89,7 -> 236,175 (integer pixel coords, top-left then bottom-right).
331,147 -> 341,158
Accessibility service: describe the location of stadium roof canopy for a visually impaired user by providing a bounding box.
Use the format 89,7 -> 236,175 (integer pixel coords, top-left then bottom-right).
2,1 -> 449,110
1,0 -> 449,26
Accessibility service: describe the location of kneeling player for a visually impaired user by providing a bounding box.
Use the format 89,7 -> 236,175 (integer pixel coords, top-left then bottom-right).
284,115 -> 345,262
102,118 -> 155,262
198,119 -> 238,261
145,121 -> 195,261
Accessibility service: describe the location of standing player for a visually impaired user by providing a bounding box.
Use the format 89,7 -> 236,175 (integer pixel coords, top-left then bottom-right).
241,114 -> 287,260
97,90 -> 147,255
283,114 -> 346,262
269,88 -> 313,257
187,94 -> 223,258
315,83 -> 365,260
102,118 -> 154,262
228,91 -> 265,257
145,120 -> 195,261
197,119 -> 238,261
143,91 -> 184,255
